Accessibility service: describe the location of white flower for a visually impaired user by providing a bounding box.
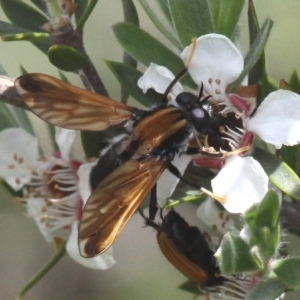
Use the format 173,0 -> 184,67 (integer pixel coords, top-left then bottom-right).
0,127 -> 115,270
209,89 -> 300,213
180,34 -> 244,104
138,34 -> 300,215
246,89 -> 300,149
211,156 -> 269,213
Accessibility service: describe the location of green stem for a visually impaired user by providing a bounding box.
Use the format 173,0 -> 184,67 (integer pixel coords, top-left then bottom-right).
17,242 -> 67,299
76,0 -> 98,32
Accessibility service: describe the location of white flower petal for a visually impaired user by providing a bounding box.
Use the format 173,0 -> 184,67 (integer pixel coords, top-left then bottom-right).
66,221 -> 116,269
157,155 -> 192,206
137,63 -> 183,101
211,156 -> 268,213
247,90 -> 300,148
180,34 -> 243,101
26,197 -> 53,242
77,161 -> 96,203
0,128 -> 40,190
55,128 -> 76,161
196,198 -> 234,236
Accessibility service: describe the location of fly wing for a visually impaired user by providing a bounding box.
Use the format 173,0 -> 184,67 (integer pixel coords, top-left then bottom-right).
15,73 -> 137,131
78,159 -> 168,257
134,106 -> 187,152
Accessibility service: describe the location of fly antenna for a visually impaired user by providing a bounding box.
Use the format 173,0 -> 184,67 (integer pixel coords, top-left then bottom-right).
162,68 -> 188,103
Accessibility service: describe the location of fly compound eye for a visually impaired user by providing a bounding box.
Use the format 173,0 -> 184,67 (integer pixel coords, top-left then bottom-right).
191,108 -> 211,134
175,92 -> 198,111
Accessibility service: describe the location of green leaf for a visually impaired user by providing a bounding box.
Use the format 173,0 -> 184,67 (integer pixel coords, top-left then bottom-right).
255,226 -> 280,261
1,0 -> 49,32
178,280 -> 202,295
74,0 -> 89,26
211,0 -> 245,38
0,20 -> 33,35
122,0 -> 139,25
48,45 -> 90,71
46,122 -> 58,152
165,192 -> 206,209
155,0 -> 173,25
8,106 -> 34,135
230,18 -> 273,92
169,0 -> 213,47
138,0 -> 181,49
247,1 -> 272,105
30,0 -> 46,13
0,21 -> 51,54
247,191 -> 281,259
0,102 -> 18,130
252,147 -> 300,201
1,32 -> 50,41
105,60 -> 163,107
81,131 -> 105,158
272,258 -> 300,290
254,190 -> 280,229
75,0 -> 98,32
121,0 -> 139,103
58,70 -> 70,83
112,22 -> 196,88
17,241 -> 66,299
247,272 -> 286,300
289,70 -> 300,94
218,233 -> 259,274
281,143 -> 300,175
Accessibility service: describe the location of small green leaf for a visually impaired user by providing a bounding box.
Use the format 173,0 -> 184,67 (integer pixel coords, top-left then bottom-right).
254,226 -> 280,260
74,0 -> 89,26
230,18 -> 273,92
169,0 -> 213,47
0,21 -> 51,54
105,60 -> 162,107
0,102 -> 18,130
1,32 -> 50,41
211,0 -> 245,38
17,241 -> 66,299
30,0 -> 46,13
58,70 -> 70,83
281,143 -> 300,175
289,70 -> 300,94
218,233 -> 259,274
178,280 -> 202,295
0,20 -> 32,35
138,0 -> 181,49
247,272 -> 286,300
1,0 -> 49,32
121,0 -> 139,103
155,0 -> 173,25
252,147 -> 300,201
81,131 -> 106,158
122,0 -> 139,26
75,0 -> 98,32
247,0 -> 268,106
112,22 -> 196,88
165,192 -> 206,209
48,45 -> 90,71
46,122 -> 58,152
272,258 -> 300,290
9,106 -> 34,135
254,190 -> 280,229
